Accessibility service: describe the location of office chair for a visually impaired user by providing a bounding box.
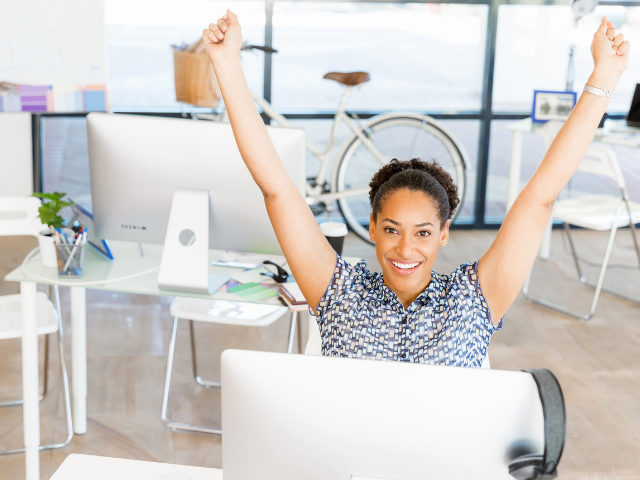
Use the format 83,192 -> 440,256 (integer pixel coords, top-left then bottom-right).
523,124 -> 640,320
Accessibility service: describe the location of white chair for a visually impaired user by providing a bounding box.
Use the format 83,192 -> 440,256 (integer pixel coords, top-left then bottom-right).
523,138 -> 640,321
304,316 -> 491,369
160,297 -> 293,434
0,197 -> 72,455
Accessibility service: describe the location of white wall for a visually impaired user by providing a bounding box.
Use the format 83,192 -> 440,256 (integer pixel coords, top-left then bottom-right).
0,0 -> 106,85
0,113 -> 33,197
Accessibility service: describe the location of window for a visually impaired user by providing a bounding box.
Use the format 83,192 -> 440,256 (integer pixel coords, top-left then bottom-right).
105,0 -> 266,110
272,2 -> 487,112
493,5 -> 640,113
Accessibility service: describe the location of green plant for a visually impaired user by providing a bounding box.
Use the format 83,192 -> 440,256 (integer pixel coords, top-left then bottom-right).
32,192 -> 75,233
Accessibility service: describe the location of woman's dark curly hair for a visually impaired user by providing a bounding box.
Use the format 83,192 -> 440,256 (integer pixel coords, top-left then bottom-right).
369,158 -> 460,226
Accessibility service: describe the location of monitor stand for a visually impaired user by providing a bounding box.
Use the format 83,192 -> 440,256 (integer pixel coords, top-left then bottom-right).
158,188 -> 229,294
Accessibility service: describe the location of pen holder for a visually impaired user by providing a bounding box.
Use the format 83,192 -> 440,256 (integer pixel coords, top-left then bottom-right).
55,242 -> 87,278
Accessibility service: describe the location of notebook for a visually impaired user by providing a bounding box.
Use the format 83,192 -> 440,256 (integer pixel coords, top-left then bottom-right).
279,283 -> 307,306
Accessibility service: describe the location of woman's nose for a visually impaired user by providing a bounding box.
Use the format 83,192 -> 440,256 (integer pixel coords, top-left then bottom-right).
396,233 -> 415,257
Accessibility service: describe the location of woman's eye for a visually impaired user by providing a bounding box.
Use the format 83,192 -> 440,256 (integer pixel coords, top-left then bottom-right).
417,230 -> 430,237
384,227 -> 397,234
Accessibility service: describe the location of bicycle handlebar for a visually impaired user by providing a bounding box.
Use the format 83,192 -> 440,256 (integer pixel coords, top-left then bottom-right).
241,44 -> 278,54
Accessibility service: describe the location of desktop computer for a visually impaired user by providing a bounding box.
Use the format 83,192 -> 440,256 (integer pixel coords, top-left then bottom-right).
627,83 -> 640,128
86,112 -> 305,255
86,112 -> 305,293
221,350 -> 548,480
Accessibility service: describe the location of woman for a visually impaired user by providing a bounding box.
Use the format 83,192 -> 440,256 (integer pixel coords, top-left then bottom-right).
203,13 -> 630,367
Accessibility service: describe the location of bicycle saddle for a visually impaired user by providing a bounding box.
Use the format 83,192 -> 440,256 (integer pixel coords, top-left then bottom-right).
323,71 -> 371,86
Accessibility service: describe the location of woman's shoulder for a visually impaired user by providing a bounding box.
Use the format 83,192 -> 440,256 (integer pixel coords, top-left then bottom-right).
314,254 -> 382,318
334,255 -> 381,289
434,261 -> 481,297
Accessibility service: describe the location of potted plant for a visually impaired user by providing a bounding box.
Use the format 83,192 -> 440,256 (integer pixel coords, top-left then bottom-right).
32,192 -> 75,268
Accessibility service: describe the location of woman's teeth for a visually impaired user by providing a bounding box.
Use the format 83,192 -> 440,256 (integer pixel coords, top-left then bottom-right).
391,261 -> 420,269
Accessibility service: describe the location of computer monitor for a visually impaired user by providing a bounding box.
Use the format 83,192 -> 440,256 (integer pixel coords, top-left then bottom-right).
626,83 -> 640,128
221,350 -> 545,480
86,112 -> 305,255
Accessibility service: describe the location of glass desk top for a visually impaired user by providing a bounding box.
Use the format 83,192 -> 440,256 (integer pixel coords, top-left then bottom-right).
5,240 -> 360,306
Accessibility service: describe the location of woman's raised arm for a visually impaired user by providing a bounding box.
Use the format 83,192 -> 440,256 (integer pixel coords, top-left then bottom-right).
478,16 -> 631,323
204,11 -> 336,309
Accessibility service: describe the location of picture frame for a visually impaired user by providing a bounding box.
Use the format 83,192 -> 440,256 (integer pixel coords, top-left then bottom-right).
532,90 -> 577,123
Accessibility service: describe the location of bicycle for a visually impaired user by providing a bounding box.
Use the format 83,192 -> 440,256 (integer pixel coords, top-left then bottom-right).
199,44 -> 468,244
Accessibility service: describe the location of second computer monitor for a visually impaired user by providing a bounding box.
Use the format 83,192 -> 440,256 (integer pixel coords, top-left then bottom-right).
87,112 -> 305,255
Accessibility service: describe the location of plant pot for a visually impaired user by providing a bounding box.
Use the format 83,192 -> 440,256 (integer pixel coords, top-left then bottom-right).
38,231 -> 58,268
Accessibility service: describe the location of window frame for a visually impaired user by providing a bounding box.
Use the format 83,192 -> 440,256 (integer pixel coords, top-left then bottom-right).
37,0 -> 636,229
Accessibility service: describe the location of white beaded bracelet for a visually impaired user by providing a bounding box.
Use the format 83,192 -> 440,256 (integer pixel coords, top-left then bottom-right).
583,84 -> 614,98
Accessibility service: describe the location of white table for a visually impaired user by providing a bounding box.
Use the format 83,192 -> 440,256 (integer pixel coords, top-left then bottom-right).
50,454 -> 222,480
505,118 -> 638,258
4,241 -> 298,480
506,117 -> 640,209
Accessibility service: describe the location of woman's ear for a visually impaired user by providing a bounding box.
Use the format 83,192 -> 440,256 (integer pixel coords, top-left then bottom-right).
439,220 -> 450,247
369,213 -> 376,243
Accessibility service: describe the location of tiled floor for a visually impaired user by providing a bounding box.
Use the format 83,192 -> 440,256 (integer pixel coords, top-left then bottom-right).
1,229 -> 639,479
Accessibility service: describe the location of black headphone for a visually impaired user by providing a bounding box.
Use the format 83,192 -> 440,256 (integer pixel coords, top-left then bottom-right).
509,369 -> 566,480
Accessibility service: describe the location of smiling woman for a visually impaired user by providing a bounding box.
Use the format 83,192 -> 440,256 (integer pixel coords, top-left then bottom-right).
367,159 -> 460,308
203,11 -> 631,367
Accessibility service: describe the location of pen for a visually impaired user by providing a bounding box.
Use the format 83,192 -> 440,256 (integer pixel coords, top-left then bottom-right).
62,234 -> 83,274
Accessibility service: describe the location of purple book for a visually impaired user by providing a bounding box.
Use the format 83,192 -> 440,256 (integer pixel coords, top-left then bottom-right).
20,84 -> 50,112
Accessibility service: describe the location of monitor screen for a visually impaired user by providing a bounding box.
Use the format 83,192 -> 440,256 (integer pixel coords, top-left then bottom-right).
627,83 -> 640,127
39,114 -> 92,213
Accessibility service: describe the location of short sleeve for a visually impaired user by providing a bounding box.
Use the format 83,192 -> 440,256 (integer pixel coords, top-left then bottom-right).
313,254 -> 367,319
452,261 -> 503,333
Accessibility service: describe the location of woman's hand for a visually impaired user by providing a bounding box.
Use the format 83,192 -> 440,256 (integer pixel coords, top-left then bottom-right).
203,9 -> 243,63
592,15 -> 631,77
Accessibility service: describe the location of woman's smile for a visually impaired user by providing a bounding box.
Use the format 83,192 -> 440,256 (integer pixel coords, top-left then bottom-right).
387,258 -> 424,276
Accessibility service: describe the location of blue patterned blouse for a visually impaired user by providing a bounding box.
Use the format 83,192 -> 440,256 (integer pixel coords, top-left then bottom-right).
314,255 -> 503,368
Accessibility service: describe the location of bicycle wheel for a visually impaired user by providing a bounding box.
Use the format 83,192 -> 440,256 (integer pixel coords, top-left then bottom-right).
335,115 -> 466,244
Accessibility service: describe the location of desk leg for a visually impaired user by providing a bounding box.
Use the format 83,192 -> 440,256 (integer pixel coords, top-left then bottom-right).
21,282 -> 40,480
287,312 -> 298,354
70,287 -> 87,435
539,217 -> 553,260
506,130 -> 523,212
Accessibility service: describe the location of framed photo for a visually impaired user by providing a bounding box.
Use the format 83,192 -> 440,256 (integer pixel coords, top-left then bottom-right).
532,90 -> 577,123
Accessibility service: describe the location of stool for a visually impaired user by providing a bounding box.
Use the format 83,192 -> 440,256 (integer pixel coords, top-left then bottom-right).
160,298 -> 292,434
0,285 -> 72,455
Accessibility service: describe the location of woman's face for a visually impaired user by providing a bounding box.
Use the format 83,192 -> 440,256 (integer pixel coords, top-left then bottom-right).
369,189 -> 449,304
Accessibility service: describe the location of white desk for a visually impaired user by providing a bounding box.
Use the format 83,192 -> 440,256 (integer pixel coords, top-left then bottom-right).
50,454 -> 222,480
505,117 -> 638,211
4,241 -> 301,480
505,118 -> 638,258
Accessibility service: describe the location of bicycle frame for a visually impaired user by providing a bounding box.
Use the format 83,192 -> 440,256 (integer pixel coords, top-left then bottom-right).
251,87 -> 384,205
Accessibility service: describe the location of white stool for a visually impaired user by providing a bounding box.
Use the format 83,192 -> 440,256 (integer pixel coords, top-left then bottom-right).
0,286 -> 73,455
160,298 -> 292,435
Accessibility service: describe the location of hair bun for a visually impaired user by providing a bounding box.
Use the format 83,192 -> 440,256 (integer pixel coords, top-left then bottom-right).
369,158 -> 460,224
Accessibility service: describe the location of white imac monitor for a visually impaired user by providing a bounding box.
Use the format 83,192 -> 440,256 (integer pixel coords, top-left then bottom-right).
86,112 -> 305,255
221,350 -> 545,480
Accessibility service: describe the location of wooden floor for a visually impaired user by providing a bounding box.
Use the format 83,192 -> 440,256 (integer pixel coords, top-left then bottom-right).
1,229 -> 639,479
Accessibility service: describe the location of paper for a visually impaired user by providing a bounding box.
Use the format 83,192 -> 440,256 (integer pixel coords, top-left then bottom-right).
601,132 -> 640,147
244,289 -> 279,301
227,282 -> 280,301
230,268 -> 276,285
216,250 -> 287,267
227,282 -> 260,293
236,286 -> 266,297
